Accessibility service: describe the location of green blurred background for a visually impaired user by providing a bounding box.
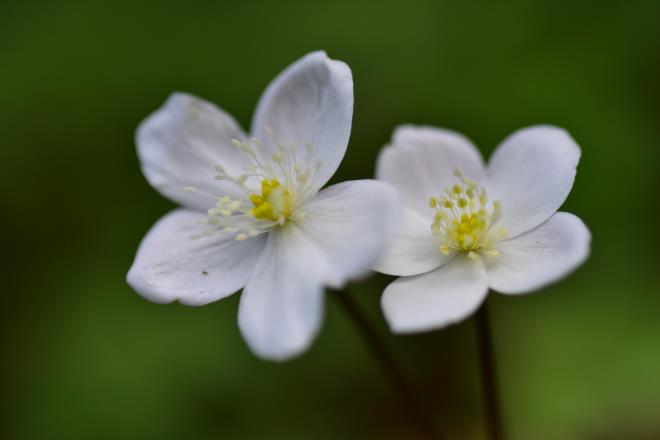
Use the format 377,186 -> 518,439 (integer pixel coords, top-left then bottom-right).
2,0 -> 659,438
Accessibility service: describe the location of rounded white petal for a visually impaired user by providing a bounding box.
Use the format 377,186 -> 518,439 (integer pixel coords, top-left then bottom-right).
238,224 -> 331,361
381,256 -> 489,333
127,209 -> 266,306
251,51 -> 353,191
376,125 -> 486,216
487,125 -> 581,237
485,212 -> 591,294
136,93 -> 248,210
372,207 -> 451,276
297,180 -> 400,286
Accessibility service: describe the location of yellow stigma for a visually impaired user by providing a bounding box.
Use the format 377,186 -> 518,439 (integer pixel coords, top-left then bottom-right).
249,178 -> 292,224
429,168 -> 507,257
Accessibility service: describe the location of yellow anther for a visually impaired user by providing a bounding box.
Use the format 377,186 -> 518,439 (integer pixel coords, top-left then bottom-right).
429,196 -> 437,208
249,178 -> 292,222
479,189 -> 488,206
440,244 -> 450,254
251,202 -> 273,219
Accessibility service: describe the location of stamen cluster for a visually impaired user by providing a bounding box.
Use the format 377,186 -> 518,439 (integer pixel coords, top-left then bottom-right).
185,130 -> 321,241
428,168 -> 507,259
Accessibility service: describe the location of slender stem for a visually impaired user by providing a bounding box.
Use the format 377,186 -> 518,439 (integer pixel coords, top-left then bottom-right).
475,298 -> 504,440
334,288 -> 439,440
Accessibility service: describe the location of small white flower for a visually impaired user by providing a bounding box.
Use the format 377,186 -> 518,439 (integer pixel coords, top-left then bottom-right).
373,125 -> 591,333
127,52 -> 399,360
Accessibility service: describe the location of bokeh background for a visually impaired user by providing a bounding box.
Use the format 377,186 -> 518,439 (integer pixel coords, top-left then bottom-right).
2,0 -> 660,438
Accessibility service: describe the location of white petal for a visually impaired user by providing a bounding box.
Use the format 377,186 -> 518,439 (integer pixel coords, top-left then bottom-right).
487,125 -> 581,237
251,51 -> 353,190
127,209 -> 265,306
485,212 -> 591,294
297,180 -> 400,286
376,125 -> 486,216
381,256 -> 489,333
238,224 -> 331,361
136,93 -> 248,210
372,207 -> 451,276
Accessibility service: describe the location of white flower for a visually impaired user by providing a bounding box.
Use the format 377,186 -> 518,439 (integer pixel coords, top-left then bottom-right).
127,52 -> 399,360
373,125 -> 591,333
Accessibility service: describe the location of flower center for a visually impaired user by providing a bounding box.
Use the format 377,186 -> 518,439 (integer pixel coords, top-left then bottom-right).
185,128 -> 320,241
428,168 -> 507,259
249,178 -> 293,223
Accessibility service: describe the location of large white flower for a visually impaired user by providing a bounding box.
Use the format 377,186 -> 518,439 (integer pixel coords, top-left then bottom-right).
127,52 -> 399,360
373,125 -> 591,333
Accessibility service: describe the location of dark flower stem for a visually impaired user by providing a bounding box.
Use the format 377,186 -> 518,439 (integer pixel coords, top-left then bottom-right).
334,288 -> 440,440
475,297 -> 504,440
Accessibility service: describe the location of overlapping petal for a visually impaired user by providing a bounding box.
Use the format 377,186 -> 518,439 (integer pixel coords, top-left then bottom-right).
136,93 -> 249,210
297,180 -> 400,286
485,212 -> 591,294
251,51 -> 353,192
381,256 -> 489,333
487,125 -> 581,237
127,209 -> 265,306
372,207 -> 451,276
